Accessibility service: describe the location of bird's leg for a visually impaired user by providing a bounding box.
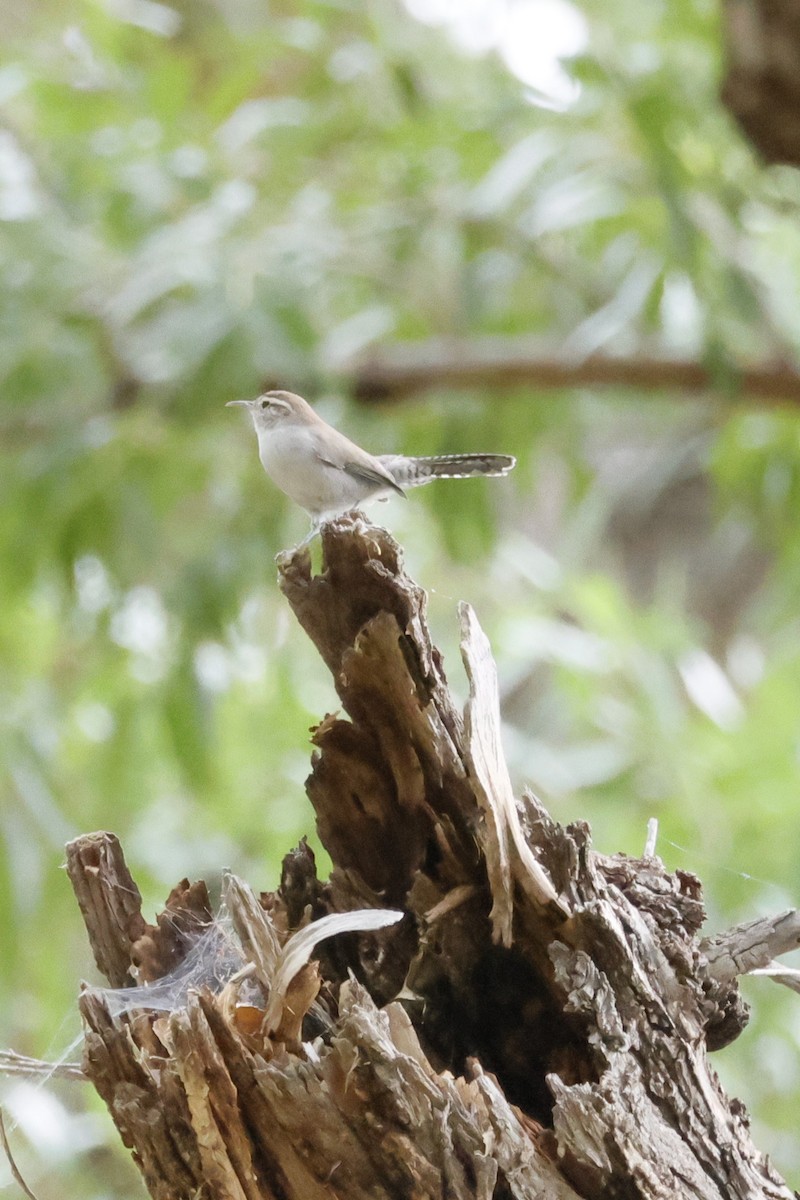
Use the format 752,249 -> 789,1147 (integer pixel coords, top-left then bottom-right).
295,520 -> 321,549
274,519 -> 321,565
274,509 -> 381,565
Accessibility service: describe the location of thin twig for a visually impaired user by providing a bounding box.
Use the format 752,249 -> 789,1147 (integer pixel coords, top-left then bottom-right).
0,1050 -> 84,1082
643,818 -> 659,858
749,961 -> 800,995
0,1108 -> 41,1200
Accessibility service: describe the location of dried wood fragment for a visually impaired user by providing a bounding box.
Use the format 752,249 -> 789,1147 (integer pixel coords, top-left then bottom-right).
223,873 -> 282,990
459,601 -> 565,936
65,831 -> 147,988
66,831 -> 213,989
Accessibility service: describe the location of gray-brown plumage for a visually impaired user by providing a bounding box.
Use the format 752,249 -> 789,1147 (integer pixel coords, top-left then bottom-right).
378,452 -> 515,489
227,390 -> 515,531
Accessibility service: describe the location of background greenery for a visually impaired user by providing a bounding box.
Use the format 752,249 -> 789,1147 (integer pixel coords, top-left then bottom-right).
3,0 -> 800,1193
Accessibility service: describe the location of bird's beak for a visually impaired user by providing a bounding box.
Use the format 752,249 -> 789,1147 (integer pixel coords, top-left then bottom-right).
226,399 -> 252,408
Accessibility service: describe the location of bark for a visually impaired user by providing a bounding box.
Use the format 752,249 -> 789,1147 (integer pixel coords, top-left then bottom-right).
67,517 -> 797,1199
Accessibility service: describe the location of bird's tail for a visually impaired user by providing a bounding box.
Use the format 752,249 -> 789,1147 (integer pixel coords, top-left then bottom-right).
379,453 -> 516,489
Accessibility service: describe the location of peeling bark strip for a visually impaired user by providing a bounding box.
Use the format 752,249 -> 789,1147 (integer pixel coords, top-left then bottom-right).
459,600 -> 565,931
69,517 -> 796,1199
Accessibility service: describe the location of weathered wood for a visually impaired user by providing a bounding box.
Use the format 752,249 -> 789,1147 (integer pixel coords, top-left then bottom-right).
65,831 -> 147,988
702,908 -> 800,981
65,831 -> 214,990
67,516 -> 797,1199
459,600 -> 565,930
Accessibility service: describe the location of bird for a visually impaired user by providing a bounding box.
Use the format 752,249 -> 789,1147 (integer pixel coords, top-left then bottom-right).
227,390 -> 515,542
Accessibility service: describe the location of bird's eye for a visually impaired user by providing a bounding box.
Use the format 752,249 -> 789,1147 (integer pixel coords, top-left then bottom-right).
261,399 -> 269,410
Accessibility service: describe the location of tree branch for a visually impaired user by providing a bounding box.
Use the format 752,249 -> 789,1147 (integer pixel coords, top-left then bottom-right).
344,336 -> 800,406
702,909 -> 800,982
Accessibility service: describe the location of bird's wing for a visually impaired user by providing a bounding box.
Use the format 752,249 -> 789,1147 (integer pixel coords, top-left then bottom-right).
341,460 -> 406,497
311,427 -> 406,497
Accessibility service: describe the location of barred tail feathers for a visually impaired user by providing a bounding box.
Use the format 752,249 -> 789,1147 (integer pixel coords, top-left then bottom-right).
379,453 -> 516,489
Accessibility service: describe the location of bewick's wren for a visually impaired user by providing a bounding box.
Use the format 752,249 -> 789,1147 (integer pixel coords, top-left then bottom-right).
227,390 -> 515,536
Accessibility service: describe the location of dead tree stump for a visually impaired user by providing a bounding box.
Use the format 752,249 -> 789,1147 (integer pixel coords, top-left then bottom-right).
66,517 -> 799,1199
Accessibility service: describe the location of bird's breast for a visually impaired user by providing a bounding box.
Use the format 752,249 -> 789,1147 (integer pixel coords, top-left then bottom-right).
256,425 -> 365,517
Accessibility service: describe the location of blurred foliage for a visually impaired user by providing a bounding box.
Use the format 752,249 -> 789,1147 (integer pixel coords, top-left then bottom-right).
2,0 -> 800,1193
